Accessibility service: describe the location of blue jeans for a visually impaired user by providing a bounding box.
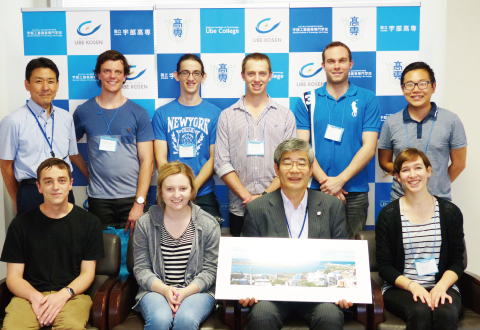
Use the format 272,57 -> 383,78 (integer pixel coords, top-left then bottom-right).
344,192 -> 369,239
138,292 -> 215,330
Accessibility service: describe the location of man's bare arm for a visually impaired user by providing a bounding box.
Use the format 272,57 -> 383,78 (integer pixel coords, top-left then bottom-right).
0,159 -> 18,213
220,171 -> 253,203
153,140 -> 168,171
378,149 -> 394,174
69,154 -> 89,181
449,147 -> 467,183
125,140 -> 154,233
297,129 -> 328,184
194,145 -> 215,190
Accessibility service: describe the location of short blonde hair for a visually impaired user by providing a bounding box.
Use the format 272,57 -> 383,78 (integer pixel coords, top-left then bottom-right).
156,161 -> 197,207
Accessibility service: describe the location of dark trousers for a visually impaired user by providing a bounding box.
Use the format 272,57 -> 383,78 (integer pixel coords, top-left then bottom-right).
248,301 -> 344,330
17,179 -> 75,216
344,192 -> 369,239
229,212 -> 245,237
383,287 -> 461,330
88,196 -> 146,230
195,191 -> 221,218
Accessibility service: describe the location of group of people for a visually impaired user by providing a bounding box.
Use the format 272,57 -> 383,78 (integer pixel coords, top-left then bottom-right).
0,40 -> 467,330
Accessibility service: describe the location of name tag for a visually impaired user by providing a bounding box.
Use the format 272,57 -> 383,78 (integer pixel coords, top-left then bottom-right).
179,144 -> 195,158
414,258 -> 439,276
247,141 -> 265,156
99,136 -> 118,152
324,124 -> 344,142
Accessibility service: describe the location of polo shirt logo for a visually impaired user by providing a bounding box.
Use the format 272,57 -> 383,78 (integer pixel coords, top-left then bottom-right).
351,99 -> 359,117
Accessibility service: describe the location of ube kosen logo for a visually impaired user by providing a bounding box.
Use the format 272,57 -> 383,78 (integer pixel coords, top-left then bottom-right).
341,16 -> 367,41
126,65 -> 147,81
299,63 -> 323,78
77,21 -> 102,36
255,18 -> 280,34
380,200 -> 390,208
165,18 -> 190,43
385,61 -> 403,84
211,63 -> 235,88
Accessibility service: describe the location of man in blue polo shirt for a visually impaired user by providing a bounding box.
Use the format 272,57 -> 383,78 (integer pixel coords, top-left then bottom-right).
295,41 -> 380,239
153,54 -> 222,218
0,58 -> 78,215
72,50 -> 154,232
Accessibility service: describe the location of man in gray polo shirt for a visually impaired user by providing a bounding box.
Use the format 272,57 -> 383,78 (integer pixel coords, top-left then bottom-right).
378,61 -> 467,200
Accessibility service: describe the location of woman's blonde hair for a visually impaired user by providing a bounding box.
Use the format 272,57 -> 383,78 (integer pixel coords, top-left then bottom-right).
156,161 -> 197,207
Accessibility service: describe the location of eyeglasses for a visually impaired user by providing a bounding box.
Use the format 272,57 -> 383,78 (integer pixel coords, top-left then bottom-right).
402,81 -> 433,91
179,70 -> 203,78
279,160 -> 310,170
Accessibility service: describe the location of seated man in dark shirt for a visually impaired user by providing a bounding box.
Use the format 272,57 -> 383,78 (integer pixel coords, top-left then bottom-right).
0,158 -> 104,329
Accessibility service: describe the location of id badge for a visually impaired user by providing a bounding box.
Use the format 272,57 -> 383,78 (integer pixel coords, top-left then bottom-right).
324,124 -> 344,142
179,144 -> 195,158
414,258 -> 439,276
247,141 -> 265,156
99,136 -> 118,152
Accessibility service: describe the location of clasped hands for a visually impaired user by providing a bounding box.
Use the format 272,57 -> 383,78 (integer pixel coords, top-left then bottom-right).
31,289 -> 71,327
408,281 -> 453,311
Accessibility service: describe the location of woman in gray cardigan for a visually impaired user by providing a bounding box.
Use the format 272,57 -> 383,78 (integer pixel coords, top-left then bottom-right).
133,161 -> 220,330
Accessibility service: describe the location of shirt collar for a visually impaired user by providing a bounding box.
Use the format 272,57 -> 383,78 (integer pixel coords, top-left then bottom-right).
234,95 -> 277,112
402,102 -> 438,122
318,81 -> 358,99
27,98 -> 55,117
280,189 -> 308,212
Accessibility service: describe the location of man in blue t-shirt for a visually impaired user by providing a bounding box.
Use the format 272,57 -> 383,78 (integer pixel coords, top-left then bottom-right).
153,54 -> 222,218
72,50 -> 154,232
295,41 -> 380,239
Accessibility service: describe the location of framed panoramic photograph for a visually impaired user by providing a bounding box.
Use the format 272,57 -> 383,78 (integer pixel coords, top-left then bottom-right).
215,237 -> 372,304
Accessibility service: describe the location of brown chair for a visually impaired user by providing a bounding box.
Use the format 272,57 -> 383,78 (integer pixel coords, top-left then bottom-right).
355,230 -> 480,330
0,232 -> 121,330
108,237 -> 235,330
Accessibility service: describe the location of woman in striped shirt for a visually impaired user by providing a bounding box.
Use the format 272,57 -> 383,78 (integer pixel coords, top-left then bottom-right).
132,161 -> 221,330
376,148 -> 464,330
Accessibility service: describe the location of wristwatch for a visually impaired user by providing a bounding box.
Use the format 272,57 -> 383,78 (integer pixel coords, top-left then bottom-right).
262,191 -> 268,196
136,196 -> 145,204
65,286 -> 75,297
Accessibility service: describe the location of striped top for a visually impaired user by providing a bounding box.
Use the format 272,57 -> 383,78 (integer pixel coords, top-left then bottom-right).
161,220 -> 195,288
382,198 -> 458,294
214,96 -> 297,216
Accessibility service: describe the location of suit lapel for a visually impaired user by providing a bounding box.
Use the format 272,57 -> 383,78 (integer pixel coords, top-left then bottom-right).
308,189 -> 326,238
268,190 -> 290,237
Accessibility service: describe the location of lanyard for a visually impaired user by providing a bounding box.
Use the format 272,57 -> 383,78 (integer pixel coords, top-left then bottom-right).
286,201 -> 309,239
405,109 -> 437,153
243,99 -> 269,142
27,103 -> 55,157
98,97 -> 123,137
401,196 -> 437,261
325,95 -> 347,128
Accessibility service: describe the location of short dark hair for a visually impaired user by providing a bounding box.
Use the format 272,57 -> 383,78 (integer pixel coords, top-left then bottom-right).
392,148 -> 432,176
36,158 -> 72,181
274,138 -> 315,166
94,50 -> 131,86
25,57 -> 60,82
176,54 -> 205,75
400,62 -> 436,85
242,53 -> 272,73
322,41 -> 352,63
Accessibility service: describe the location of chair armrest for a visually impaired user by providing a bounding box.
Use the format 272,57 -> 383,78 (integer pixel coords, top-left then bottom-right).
236,301 -> 250,330
0,279 -> 13,320
370,278 -> 385,330
218,300 -> 235,330
108,274 -> 138,330
91,276 -> 120,330
355,303 -> 368,328
459,271 -> 480,315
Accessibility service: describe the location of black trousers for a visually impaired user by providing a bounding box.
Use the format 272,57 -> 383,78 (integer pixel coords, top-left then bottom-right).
383,287 -> 461,330
88,196 -> 146,230
229,212 -> 245,237
17,179 -> 75,216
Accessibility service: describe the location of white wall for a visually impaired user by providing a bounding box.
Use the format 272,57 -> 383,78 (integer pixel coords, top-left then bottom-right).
445,0 -> 480,275
0,0 -> 479,277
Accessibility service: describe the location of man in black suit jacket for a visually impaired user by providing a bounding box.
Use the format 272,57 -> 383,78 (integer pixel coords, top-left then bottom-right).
240,138 -> 351,330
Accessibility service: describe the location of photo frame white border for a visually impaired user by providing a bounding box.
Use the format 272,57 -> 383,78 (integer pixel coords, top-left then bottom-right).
216,237 -> 372,304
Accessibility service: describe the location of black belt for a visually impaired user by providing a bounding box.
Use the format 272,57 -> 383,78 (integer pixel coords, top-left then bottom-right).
20,178 -> 37,186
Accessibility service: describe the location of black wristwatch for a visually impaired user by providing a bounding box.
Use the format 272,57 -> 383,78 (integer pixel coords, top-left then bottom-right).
65,286 -> 75,297
262,191 -> 268,196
